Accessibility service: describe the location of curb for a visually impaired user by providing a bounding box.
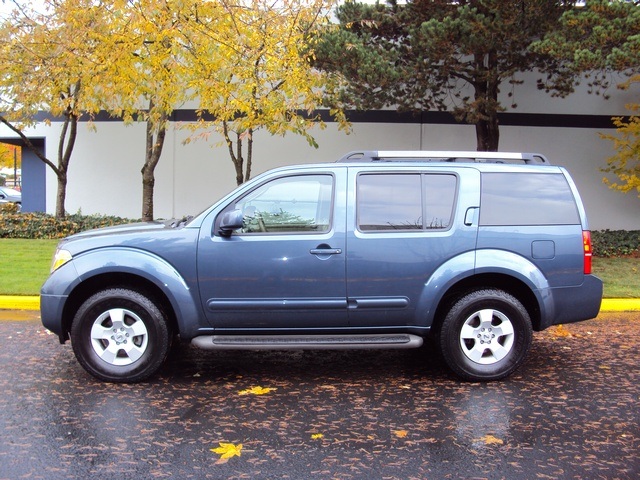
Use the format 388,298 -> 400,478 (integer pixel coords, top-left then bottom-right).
0,296 -> 40,311
1,296 -> 640,313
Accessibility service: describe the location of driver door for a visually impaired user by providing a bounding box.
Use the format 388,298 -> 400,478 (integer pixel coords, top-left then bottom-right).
197,172 -> 348,330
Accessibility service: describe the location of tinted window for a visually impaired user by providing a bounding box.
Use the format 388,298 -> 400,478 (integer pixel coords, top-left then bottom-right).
234,175 -> 333,233
480,173 -> 580,226
424,174 -> 456,229
357,174 -> 456,231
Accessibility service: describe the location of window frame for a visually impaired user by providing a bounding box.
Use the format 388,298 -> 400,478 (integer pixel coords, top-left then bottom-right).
216,173 -> 336,236
355,172 -> 458,234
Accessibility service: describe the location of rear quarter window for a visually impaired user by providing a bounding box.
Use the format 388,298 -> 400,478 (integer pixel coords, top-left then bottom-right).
480,172 -> 580,226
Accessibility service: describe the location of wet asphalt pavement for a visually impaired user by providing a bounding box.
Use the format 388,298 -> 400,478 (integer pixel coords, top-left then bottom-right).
0,312 -> 638,480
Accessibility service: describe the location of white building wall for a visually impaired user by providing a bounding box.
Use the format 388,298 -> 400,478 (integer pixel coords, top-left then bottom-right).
1,76 -> 639,230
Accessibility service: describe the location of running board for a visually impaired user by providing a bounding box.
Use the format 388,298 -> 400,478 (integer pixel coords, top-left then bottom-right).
191,334 -> 423,350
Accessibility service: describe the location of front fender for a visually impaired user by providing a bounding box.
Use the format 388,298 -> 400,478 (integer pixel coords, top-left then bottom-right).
41,247 -> 208,340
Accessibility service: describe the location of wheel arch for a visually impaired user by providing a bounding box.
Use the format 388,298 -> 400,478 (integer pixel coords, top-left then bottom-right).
431,273 -> 542,335
60,272 -> 178,343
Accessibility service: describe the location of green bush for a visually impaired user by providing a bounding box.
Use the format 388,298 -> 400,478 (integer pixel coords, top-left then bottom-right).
0,210 -> 134,239
592,230 -> 640,257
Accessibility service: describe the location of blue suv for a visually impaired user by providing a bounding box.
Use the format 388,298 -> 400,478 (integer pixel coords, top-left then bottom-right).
41,151 -> 603,382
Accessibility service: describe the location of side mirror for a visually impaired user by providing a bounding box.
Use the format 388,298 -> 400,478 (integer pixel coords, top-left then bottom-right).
218,209 -> 244,237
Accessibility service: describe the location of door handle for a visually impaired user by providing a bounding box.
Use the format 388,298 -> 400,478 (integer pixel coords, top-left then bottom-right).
310,247 -> 342,255
464,207 -> 479,226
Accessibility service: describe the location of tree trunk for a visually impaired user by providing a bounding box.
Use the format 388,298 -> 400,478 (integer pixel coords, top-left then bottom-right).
473,52 -> 500,152
141,107 -> 168,222
55,103 -> 79,218
245,128 -> 253,183
475,116 -> 499,152
223,122 -> 254,186
55,172 -> 67,219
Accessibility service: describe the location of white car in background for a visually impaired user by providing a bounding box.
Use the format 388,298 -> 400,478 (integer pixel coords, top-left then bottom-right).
0,186 -> 22,211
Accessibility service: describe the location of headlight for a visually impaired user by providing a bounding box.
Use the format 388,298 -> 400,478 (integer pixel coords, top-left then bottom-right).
51,248 -> 72,273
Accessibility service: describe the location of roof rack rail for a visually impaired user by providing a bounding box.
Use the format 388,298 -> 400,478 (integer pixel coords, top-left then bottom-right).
336,150 -> 551,165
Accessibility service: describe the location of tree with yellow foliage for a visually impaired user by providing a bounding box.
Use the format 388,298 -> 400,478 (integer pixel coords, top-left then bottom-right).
184,0 -> 347,185
0,143 -> 19,170
94,0 -> 197,221
600,76 -> 640,199
0,0 -> 111,218
1,0 -> 346,220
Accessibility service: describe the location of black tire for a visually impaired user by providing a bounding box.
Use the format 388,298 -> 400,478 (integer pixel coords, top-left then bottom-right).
438,289 -> 532,381
70,288 -> 171,383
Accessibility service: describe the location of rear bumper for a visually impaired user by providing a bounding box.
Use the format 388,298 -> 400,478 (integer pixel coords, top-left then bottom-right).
539,275 -> 604,330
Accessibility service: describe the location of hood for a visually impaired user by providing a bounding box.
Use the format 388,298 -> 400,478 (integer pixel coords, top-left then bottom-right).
67,221 -> 173,240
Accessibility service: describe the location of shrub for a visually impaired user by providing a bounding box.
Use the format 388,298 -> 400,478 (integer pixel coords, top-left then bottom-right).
592,230 -> 640,257
0,210 -> 134,239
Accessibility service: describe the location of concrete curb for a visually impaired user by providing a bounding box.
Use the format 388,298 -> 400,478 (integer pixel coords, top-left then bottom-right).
1,296 -> 640,313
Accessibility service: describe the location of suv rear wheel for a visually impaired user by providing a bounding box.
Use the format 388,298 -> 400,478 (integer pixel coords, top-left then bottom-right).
70,288 -> 171,383
439,289 -> 532,381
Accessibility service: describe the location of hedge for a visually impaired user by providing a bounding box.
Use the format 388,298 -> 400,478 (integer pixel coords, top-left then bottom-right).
0,205 -> 133,239
591,230 -> 640,258
0,204 -> 638,257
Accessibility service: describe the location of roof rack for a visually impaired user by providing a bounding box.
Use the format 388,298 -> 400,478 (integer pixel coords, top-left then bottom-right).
336,150 -> 551,165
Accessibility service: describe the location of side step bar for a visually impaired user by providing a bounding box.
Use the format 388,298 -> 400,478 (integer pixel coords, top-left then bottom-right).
191,334 -> 423,350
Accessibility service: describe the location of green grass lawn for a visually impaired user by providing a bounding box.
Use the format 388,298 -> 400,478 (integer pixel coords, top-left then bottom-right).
0,238 -> 637,298
591,256 -> 639,298
0,239 -> 58,295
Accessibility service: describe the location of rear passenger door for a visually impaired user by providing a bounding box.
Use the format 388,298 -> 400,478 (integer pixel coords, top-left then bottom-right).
345,168 -> 479,329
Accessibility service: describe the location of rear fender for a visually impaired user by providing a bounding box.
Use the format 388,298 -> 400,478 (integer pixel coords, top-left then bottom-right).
474,249 -> 553,324
416,250 -> 553,329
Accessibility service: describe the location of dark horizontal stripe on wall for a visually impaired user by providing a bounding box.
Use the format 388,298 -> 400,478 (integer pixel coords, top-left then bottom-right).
32,109 -> 624,129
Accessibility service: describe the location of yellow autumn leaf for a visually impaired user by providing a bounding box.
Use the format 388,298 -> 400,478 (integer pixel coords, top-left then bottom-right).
478,434 -> 504,445
551,324 -> 572,338
238,386 -> 277,396
211,442 -> 243,463
311,433 -> 324,440
394,430 -> 408,438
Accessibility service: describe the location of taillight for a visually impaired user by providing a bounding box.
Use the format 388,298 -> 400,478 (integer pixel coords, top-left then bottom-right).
583,231 -> 593,274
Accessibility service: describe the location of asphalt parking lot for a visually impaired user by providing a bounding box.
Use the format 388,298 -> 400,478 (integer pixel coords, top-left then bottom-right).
0,312 -> 638,479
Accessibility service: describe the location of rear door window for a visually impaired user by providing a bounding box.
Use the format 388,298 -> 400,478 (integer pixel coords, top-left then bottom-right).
357,173 -> 457,231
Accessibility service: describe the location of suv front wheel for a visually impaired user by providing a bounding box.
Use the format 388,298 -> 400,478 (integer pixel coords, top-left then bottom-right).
439,289 -> 532,381
70,288 -> 172,383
